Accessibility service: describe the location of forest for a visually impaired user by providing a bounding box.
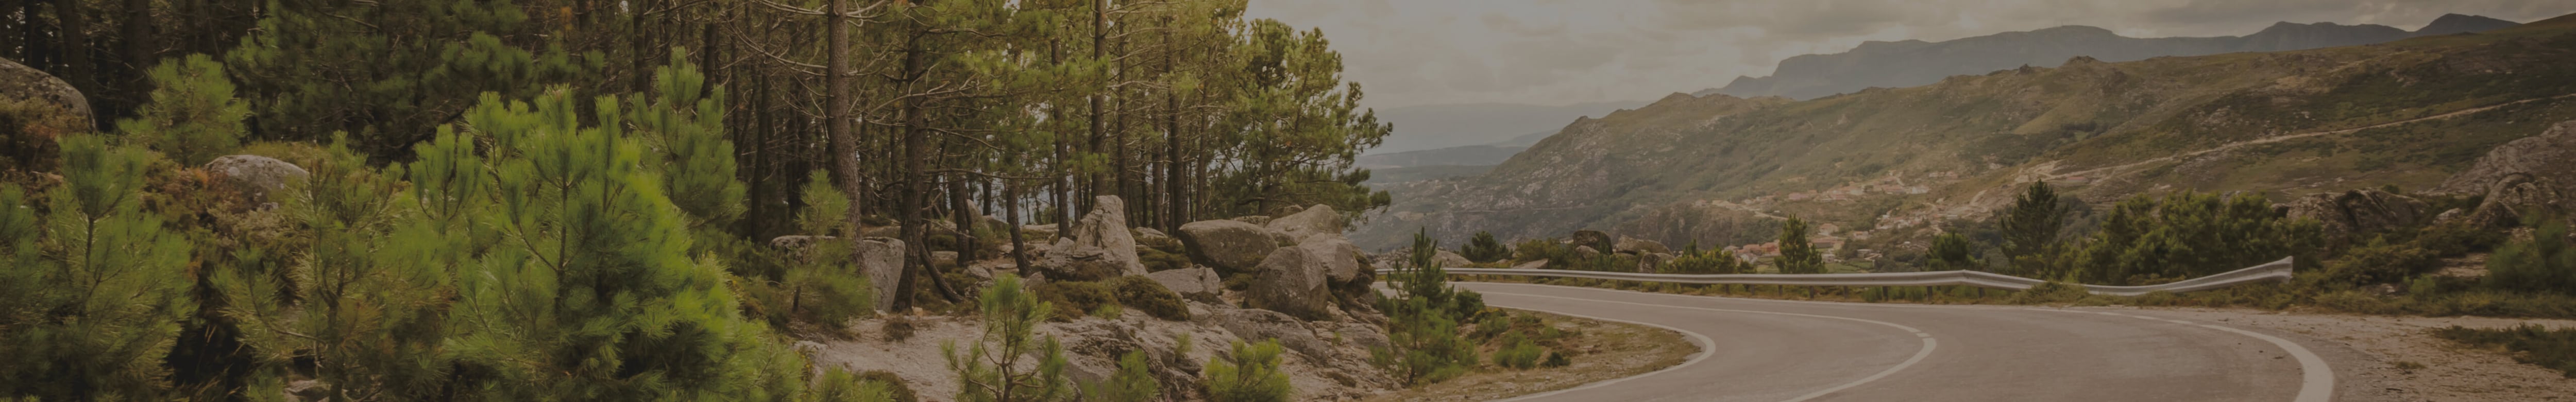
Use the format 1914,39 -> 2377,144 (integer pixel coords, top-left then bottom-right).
1,0 -> 1395,399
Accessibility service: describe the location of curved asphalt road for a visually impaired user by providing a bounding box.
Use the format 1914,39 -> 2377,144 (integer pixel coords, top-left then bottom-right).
1463,283 -> 2334,402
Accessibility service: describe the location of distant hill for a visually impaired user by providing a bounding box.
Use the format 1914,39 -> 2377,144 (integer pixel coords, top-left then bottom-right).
1357,145 -> 1526,169
1368,100 -> 1650,154
1703,13 -> 2521,101
1357,13 -> 2576,252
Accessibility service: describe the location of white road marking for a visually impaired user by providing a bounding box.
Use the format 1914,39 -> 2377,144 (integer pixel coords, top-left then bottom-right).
1462,283 -> 2337,402
1483,291 -> 1936,402
1781,338 -> 1938,402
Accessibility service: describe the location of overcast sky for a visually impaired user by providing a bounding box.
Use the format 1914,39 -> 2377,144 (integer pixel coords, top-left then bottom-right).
1242,0 -> 2573,109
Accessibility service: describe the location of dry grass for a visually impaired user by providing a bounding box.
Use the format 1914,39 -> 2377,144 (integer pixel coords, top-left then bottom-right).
1360,308 -> 1697,402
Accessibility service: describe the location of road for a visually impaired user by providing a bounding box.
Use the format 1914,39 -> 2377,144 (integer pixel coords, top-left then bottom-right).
1462,282 -> 2337,402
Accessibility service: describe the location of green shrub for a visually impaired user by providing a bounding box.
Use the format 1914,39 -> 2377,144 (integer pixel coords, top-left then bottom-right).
1375,230 -> 1483,387
2435,324 -> 2576,378
1139,247 -> 1191,272
1493,333 -> 1545,370
2414,221 -> 2507,256
118,54 -> 249,166
1462,231 -> 1510,263
1541,351 -> 1570,368
2486,220 -> 2575,294
1109,276 -> 1191,321
1512,238 -> 1572,265
1082,352 -> 1160,402
2325,237 -> 2441,285
813,369 -> 898,402
1206,340 -> 1293,402
1032,281 -> 1118,322
856,371 -> 921,402
945,275 -> 1073,401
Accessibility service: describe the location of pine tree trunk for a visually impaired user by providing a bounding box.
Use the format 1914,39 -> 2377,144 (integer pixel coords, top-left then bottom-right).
826,0 -> 865,230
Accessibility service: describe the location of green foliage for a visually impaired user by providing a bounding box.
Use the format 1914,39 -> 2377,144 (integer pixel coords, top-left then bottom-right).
1139,246 -> 1191,273
945,276 -> 1072,402
1775,216 -> 1825,274
1108,276 -> 1191,321
1997,182 -> 2067,260
1372,229 -> 1483,386
1665,247 -> 1751,274
2324,237 -> 2442,285
225,0 -> 590,159
1928,233 -> 1982,271
1205,340 -> 1294,402
1080,352 -> 1161,402
1462,231 -> 1510,263
856,371 -> 923,402
0,135 -> 195,400
2486,220 -> 2576,294
811,368 -> 898,402
2066,191 -> 2322,285
1492,332 -> 1545,370
1031,281 -> 1117,322
117,54 -> 249,165
2435,324 -> 2576,378
215,138 -> 457,400
631,48 -> 745,231
436,90 -> 806,400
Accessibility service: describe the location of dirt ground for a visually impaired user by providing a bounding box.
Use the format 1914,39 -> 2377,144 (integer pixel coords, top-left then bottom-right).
1358,308 -> 1698,402
2098,306 -> 2576,401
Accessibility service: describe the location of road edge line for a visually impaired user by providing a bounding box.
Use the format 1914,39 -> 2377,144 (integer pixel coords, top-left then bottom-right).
1479,304 -> 1720,402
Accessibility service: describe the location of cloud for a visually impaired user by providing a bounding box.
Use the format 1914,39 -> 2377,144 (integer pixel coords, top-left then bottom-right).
1245,0 -> 2574,109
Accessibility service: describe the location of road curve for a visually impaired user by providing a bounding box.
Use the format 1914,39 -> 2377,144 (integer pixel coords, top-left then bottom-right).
1463,283 -> 2332,402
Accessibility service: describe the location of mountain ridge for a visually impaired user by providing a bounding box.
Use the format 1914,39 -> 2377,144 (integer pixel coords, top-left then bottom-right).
1357,12 -> 2576,254
1702,14 -> 2523,101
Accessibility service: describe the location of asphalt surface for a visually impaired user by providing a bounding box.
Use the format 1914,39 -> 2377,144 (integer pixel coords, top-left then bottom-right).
1462,283 -> 2333,402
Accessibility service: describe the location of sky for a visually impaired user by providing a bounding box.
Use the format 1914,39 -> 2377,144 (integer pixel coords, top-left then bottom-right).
1242,0 -> 2575,109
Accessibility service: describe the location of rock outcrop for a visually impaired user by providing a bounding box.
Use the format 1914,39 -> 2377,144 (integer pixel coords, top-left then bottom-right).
1432,250 -> 1473,268
854,238 -> 906,310
1177,219 -> 1285,273
1615,236 -> 1671,255
1570,230 -> 1614,254
1639,252 -> 1674,273
2,57 -> 91,172
1034,196 -> 1147,281
1145,267 -> 1223,303
2435,120 -> 2576,201
1266,204 -> 1346,240
1244,242 -> 1334,321
2279,189 -> 2428,244
771,235 -> 905,311
2466,173 -> 2565,229
205,155 -> 311,207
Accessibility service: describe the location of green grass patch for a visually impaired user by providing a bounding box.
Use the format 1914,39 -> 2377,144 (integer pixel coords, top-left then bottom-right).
2435,324 -> 2576,378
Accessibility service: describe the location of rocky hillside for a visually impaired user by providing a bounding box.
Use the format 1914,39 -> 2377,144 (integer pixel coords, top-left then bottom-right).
1706,14 -> 2521,101
1354,12 -> 2576,254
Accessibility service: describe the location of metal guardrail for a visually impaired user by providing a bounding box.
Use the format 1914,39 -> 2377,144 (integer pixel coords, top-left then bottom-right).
1377,257 -> 2296,296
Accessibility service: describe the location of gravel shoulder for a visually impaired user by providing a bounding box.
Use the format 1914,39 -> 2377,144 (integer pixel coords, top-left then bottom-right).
2091,306 -> 2576,402
1358,308 -> 1698,402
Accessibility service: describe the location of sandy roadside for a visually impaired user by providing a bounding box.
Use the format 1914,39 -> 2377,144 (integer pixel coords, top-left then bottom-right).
2080,306 -> 2576,401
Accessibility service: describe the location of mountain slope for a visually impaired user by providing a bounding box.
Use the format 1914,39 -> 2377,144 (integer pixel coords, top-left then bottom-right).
1705,14 -> 2523,101
1356,13 -> 2576,252
1369,100 -> 1650,154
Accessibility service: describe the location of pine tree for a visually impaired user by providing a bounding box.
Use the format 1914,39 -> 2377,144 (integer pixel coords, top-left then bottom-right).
443,90 -> 804,400
217,138 -> 453,400
0,135 -> 195,400
1776,216 -> 1824,274
945,275 -> 1072,402
1997,182 -> 2067,260
1461,231 -> 1509,263
1207,340 -> 1294,402
116,54 -> 248,165
1928,233 -> 1981,272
